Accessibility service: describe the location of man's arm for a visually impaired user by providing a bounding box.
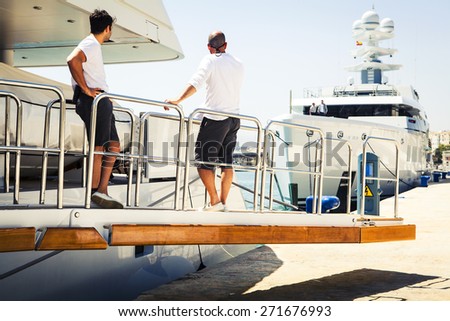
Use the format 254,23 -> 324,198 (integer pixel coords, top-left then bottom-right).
67,48 -> 98,98
164,84 -> 197,110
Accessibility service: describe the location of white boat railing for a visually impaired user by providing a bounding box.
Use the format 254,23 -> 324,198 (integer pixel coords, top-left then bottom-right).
333,84 -> 399,97
135,102 -> 184,209
262,120 -> 326,213
0,91 -> 19,197
320,138 -> 353,214
86,93 -> 181,209
0,79 -> 66,208
0,79 -> 400,217
360,136 -> 400,217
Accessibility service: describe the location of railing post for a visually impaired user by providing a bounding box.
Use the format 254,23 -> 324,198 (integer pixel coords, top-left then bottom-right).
359,136 -> 400,217
264,120 -> 324,213
3,95 -> 11,192
0,79 -> 66,208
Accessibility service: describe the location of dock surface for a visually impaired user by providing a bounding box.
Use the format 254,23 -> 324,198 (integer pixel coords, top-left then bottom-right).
137,179 -> 450,301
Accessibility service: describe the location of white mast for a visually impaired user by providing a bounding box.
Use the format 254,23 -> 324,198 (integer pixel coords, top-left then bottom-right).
346,9 -> 401,84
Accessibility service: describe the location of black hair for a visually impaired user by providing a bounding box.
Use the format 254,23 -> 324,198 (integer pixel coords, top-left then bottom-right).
89,9 -> 116,34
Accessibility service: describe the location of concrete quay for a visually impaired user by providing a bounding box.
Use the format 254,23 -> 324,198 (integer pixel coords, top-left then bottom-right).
137,179 -> 450,301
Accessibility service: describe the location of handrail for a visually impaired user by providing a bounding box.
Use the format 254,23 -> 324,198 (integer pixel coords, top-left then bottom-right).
182,108 -> 263,211
264,131 -> 288,211
0,79 -> 66,208
360,136 -> 400,217
85,92 -> 183,209
78,99 -> 136,207
1,79 -> 399,216
320,137 -> 353,214
135,105 -> 184,209
0,91 -> 21,203
40,98 -> 61,204
113,106 -> 137,207
262,120 -> 325,213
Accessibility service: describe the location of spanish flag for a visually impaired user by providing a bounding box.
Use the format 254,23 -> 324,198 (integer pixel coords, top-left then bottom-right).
356,41 -> 363,46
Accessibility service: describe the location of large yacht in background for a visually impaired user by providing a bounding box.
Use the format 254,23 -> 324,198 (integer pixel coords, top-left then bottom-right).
273,9 -> 430,211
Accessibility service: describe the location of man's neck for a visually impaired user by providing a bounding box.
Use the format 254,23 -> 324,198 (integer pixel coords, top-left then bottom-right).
93,33 -> 104,45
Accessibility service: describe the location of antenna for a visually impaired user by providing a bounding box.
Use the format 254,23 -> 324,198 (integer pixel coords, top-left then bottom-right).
289,90 -> 293,114
347,9 -> 401,84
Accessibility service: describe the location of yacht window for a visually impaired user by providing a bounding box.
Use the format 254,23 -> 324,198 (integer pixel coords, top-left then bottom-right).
302,103 -> 421,120
325,104 -> 394,118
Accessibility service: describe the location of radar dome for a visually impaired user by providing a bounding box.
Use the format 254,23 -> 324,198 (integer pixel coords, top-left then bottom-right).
352,19 -> 363,34
361,10 -> 379,30
352,20 -> 364,36
380,18 -> 394,33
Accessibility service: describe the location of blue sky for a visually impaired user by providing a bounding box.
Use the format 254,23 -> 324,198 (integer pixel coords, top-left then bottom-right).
28,0 -> 450,131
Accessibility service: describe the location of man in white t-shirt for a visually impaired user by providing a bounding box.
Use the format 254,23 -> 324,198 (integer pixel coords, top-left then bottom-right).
318,99 -> 328,116
309,102 -> 317,115
166,31 -> 244,212
67,9 -> 123,209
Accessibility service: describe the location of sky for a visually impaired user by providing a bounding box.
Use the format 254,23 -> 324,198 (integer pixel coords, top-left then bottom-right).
27,0 -> 450,132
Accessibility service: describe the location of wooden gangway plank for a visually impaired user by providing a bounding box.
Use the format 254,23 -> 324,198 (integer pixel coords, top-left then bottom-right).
360,224 -> 416,243
109,224 -> 416,245
0,227 -> 36,252
36,227 -> 108,250
0,223 -> 415,253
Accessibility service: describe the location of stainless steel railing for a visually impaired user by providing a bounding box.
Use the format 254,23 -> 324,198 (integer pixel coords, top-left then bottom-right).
1,78 -> 395,216
262,120 -> 325,213
320,138 -> 353,214
0,91 -> 21,203
360,136 -> 400,217
135,106 -> 184,209
0,79 -> 66,208
85,92 -> 183,209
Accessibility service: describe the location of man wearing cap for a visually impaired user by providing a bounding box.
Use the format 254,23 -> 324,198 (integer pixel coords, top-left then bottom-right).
166,31 -> 244,211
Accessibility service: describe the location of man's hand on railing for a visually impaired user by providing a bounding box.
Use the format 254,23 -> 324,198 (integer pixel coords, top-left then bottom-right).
165,85 -> 196,110
164,99 -> 178,111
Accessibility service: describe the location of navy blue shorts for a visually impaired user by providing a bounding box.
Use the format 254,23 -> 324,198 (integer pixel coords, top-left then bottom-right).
75,91 -> 119,147
195,117 -> 240,170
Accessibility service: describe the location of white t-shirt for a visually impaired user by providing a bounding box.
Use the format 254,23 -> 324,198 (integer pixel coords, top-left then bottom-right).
189,52 -> 244,120
71,34 -> 109,92
318,103 -> 328,114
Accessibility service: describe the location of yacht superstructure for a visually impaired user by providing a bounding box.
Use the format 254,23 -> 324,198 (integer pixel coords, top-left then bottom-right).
273,9 -> 430,211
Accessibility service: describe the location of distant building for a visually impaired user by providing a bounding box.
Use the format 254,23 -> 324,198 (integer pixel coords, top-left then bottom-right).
430,130 -> 450,151
443,151 -> 450,170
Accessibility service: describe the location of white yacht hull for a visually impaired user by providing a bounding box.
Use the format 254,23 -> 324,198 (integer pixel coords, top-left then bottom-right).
1,234 -> 252,300
0,0 -> 255,302
273,114 -> 429,211
0,182 -> 255,300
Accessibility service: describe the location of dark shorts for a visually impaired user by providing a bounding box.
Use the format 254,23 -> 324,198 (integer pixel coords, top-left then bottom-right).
75,91 -> 119,147
195,117 -> 240,170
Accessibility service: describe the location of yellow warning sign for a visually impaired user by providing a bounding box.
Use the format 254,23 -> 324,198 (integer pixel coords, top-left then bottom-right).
364,185 -> 374,197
